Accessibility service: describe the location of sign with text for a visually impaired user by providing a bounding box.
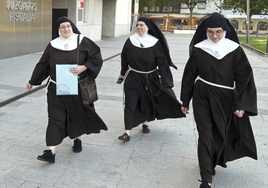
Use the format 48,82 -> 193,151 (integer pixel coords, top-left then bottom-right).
6,0 -> 38,21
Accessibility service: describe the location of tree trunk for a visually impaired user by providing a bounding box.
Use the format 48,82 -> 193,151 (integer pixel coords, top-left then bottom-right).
166,11 -> 170,31
190,8 -> 193,29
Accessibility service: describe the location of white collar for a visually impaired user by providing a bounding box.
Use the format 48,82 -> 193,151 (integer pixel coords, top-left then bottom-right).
50,33 -> 84,51
129,26 -> 158,48
194,31 -> 239,59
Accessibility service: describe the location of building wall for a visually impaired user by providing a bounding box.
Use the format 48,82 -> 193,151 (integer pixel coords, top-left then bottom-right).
77,0 -> 103,41
52,0 -> 76,22
0,0 -> 52,59
0,0 -> 132,59
180,0 -> 236,15
145,1 -> 268,34
102,0 -> 132,38
228,17 -> 268,34
102,0 -> 116,37
114,0 -> 132,37
52,0 -> 103,41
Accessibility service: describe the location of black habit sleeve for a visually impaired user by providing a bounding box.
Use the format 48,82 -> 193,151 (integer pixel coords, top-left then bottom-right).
155,42 -> 174,88
120,39 -> 130,76
29,44 -> 50,85
234,47 -> 258,116
80,37 -> 103,79
227,49 -> 258,162
180,48 -> 199,108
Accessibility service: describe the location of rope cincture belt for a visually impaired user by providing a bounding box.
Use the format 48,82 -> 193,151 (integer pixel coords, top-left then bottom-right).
126,66 -> 162,96
196,76 -> 235,90
46,77 -> 56,93
44,77 -> 57,113
122,66 -> 161,105
124,65 -> 157,79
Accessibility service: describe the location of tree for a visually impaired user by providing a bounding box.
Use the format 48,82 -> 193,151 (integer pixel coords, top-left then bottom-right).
216,0 -> 268,17
132,0 -> 157,16
136,0 -> 209,28
135,0 -> 181,30
156,0 -> 181,30
178,0 -> 208,27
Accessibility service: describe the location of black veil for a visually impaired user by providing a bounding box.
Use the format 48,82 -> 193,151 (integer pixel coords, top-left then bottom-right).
189,13 -> 239,56
52,16 -> 81,40
138,17 -> 177,69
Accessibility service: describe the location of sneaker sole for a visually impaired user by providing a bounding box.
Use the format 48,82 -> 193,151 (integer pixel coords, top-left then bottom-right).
37,156 -> 55,163
118,137 -> 130,141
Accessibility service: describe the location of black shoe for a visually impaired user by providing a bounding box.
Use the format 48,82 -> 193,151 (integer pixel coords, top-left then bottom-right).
73,139 -> 82,153
199,182 -> 211,188
118,133 -> 130,141
142,124 -> 150,134
37,150 -> 55,163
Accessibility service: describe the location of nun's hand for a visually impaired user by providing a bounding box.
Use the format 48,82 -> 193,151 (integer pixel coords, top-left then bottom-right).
181,106 -> 189,114
26,83 -> 33,91
116,75 -> 124,84
70,65 -> 87,75
118,75 -> 124,80
234,110 -> 245,118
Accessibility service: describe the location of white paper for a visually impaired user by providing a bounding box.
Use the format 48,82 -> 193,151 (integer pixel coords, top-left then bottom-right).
56,64 -> 78,95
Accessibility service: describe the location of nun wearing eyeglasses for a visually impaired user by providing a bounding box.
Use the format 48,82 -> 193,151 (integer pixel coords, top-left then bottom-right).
26,16 -> 107,163
117,17 -> 185,141
180,13 -> 257,188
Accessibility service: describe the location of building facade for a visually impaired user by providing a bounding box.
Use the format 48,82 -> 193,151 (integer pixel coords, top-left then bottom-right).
0,0 -> 132,60
143,0 -> 268,34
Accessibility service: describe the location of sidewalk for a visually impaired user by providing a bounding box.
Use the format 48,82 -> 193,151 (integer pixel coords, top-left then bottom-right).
0,33 -> 267,188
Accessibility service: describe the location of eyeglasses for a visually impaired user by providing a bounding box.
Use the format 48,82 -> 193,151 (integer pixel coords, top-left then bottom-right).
60,25 -> 72,30
207,29 -> 224,35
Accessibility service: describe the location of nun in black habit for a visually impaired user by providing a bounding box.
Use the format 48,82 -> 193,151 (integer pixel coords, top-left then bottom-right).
180,13 -> 258,188
117,17 -> 185,141
26,16 -> 107,163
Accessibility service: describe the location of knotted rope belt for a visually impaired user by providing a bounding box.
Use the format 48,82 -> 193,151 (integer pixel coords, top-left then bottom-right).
124,66 -> 163,97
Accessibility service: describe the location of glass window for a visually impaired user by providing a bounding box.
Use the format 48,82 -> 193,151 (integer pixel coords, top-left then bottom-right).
196,19 -> 201,26
243,21 -> 253,30
162,6 -> 172,12
181,4 -> 188,9
78,9 -> 83,21
173,2 -> 181,13
257,21 -> 268,30
150,19 -> 164,27
171,19 -> 182,27
171,19 -> 188,29
77,1 -> 84,22
230,20 -> 239,31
